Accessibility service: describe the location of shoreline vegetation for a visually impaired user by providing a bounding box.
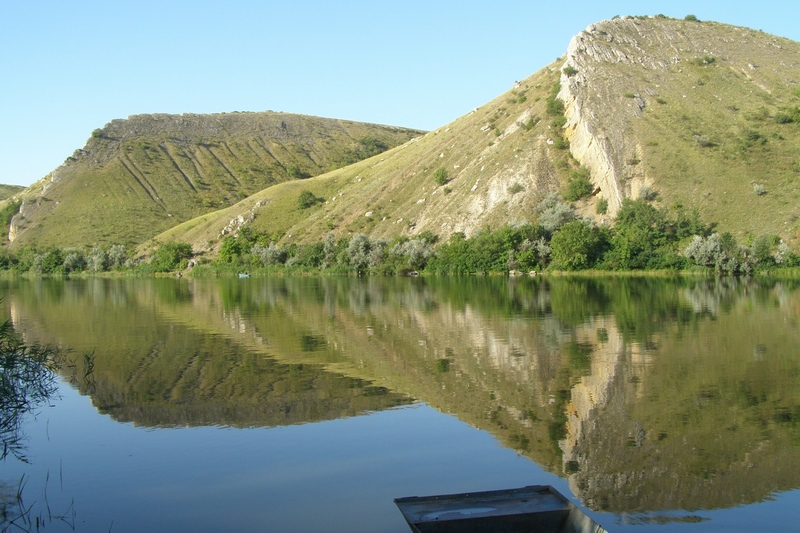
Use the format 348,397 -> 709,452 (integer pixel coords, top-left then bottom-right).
1,198 -> 799,279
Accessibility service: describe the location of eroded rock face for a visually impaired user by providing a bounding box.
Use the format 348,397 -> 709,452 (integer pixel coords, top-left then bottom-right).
555,16 -> 797,217
557,18 -> 667,217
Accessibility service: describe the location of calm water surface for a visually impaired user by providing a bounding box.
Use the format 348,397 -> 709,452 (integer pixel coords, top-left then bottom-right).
2,276 -> 800,532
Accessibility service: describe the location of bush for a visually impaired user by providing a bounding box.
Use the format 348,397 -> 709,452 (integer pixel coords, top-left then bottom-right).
508,182 -> 525,195
63,250 -> 87,273
433,168 -> 449,186
536,193 -> 576,234
390,238 -> 435,271
151,242 -> 193,272
638,185 -> 658,201
298,189 -> 323,209
565,168 -> 593,201
550,220 -> 607,270
107,245 -> 127,268
87,248 -> 108,272
694,134 -> 714,147
33,249 -> 64,274
684,232 -> 753,274
596,198 -> 608,215
252,243 -> 286,266
546,95 -> 565,116
684,14 -> 698,21
562,65 -> 578,77
218,236 -> 242,263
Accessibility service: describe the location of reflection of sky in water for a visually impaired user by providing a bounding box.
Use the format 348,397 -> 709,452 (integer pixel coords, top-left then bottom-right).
4,384 -> 562,533
9,383 -> 800,533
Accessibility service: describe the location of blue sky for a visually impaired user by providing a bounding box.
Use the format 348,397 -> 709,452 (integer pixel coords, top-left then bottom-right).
2,1 -> 799,187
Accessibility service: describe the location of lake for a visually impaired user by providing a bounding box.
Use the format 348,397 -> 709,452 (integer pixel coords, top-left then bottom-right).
2,276 -> 800,532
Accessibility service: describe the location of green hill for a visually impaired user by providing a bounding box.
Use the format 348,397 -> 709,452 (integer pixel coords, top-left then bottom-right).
156,15 -> 800,256
0,185 -> 24,201
5,112 -> 423,249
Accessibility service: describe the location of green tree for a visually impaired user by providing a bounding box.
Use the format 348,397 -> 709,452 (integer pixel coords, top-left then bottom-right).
151,242 -> 193,272
550,220 -> 607,270
607,199 -> 670,269
219,236 -> 242,264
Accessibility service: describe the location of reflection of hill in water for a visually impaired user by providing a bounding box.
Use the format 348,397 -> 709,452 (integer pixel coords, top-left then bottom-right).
7,276 -> 800,513
6,279 -> 408,428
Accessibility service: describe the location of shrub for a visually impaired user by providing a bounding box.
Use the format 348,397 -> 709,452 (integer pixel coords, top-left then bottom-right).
596,198 -> 608,215
521,116 -> 540,131
753,184 -> 767,196
562,65 -> 578,77
694,134 -> 714,147
390,238 -> 435,271
550,115 -> 567,129
433,168 -> 449,186
638,185 -> 658,201
33,249 -> 64,274
624,92 -> 636,99
63,250 -> 86,273
692,55 -> 716,66
684,14 -> 698,21
298,189 -> 323,209
87,247 -> 108,272
536,194 -> 576,234
107,245 -> 127,268
252,243 -> 286,266
775,113 -> 793,124
345,234 -> 387,273
508,182 -> 525,195
565,168 -> 593,201
684,232 -> 752,274
546,83 -> 565,116
151,242 -> 193,272
550,220 -> 607,270
218,236 -> 243,263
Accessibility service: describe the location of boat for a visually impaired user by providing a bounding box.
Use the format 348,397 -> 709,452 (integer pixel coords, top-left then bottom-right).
238,273 -> 250,278
394,485 -> 606,533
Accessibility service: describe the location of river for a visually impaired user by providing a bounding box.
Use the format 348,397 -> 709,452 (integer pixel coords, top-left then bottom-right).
2,276 -> 800,532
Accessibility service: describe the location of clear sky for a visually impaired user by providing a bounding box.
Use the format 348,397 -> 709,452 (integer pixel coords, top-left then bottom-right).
2,0 -> 799,187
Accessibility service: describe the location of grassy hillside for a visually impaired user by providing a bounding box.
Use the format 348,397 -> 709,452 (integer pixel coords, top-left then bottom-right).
156,16 -> 800,257
561,15 -> 800,243
152,65 -> 569,254
6,112 -> 423,249
0,185 -> 24,201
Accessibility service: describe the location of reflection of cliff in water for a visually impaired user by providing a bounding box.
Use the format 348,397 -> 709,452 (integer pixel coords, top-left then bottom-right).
559,278 -> 800,512
6,276 -> 800,513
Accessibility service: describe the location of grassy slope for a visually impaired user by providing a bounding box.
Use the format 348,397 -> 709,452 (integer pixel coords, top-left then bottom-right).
156,17 -> 800,256
564,16 -> 800,243
8,112 -> 423,249
0,185 -> 24,201
155,64 -> 574,254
